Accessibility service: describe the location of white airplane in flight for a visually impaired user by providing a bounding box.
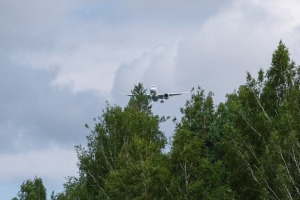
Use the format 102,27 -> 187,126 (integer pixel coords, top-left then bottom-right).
128,85 -> 188,103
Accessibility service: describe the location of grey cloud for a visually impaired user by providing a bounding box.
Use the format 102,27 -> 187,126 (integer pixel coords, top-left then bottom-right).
2,1 -> 300,198
0,55 -> 104,153
120,0 -> 230,23
0,1 -> 65,52
1,0 -> 235,95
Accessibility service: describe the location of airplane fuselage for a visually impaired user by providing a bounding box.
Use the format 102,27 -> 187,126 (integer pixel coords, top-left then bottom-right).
150,85 -> 157,95
149,85 -> 159,102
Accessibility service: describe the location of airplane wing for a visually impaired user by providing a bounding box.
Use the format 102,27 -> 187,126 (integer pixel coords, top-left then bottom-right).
127,91 -> 189,102
168,93 -> 185,96
157,92 -> 189,99
127,94 -> 151,97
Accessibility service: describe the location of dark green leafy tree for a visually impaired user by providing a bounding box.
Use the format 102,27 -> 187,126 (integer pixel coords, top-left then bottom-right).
222,40 -> 300,199
104,135 -> 171,199
67,83 -> 168,199
14,176 -> 46,200
50,177 -> 87,200
127,82 -> 152,114
262,40 -> 297,116
170,87 -> 234,199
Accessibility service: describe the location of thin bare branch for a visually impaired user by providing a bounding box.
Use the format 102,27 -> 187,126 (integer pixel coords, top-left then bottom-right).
87,170 -> 110,199
277,144 -> 300,196
252,89 -> 272,122
239,111 -> 262,137
264,178 -> 280,200
232,138 -> 258,183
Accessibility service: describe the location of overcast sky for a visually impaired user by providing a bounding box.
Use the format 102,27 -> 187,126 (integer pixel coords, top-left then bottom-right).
1,0 -> 300,198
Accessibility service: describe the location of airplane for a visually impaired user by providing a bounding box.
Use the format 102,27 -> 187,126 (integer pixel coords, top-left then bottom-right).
128,85 -> 188,103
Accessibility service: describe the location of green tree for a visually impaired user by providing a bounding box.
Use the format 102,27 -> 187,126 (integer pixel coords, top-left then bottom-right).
15,176 -> 46,200
71,83 -> 168,199
170,87 -> 234,199
50,177 -> 87,200
104,135 -> 171,199
127,82 -> 152,114
56,41 -> 300,199
262,40 -> 297,116
222,40 -> 300,199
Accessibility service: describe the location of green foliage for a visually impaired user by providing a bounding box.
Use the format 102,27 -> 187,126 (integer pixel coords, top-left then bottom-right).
50,177 -> 87,200
222,40 -> 300,199
262,40 -> 297,116
70,83 -> 167,199
127,82 -> 152,114
104,135 -> 171,199
15,176 -> 46,200
19,41 -> 300,200
170,87 -> 234,199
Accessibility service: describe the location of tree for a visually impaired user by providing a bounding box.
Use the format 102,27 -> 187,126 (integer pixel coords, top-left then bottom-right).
127,82 -> 152,114
262,40 -> 297,116
222,40 -> 300,199
50,176 -> 88,200
170,87 -> 234,199
56,41 -> 300,199
15,176 -> 46,200
70,83 -> 168,199
104,135 -> 171,199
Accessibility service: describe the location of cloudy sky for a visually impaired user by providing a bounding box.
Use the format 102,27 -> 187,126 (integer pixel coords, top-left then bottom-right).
1,0 -> 300,198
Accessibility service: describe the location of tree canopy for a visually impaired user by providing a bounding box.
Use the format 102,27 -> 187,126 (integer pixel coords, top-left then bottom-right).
14,176 -> 46,200
16,41 -> 300,199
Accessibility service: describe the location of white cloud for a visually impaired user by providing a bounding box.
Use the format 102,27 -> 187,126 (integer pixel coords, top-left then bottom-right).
3,0 -> 230,94
0,147 -> 77,183
0,147 -> 78,199
112,0 -> 300,103
112,40 -> 180,94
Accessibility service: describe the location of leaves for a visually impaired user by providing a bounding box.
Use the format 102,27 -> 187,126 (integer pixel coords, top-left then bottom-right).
17,41 -> 300,200
221,41 -> 300,199
16,176 -> 46,200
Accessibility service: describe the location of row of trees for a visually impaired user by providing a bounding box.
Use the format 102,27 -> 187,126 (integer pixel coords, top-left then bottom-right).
14,41 -> 300,199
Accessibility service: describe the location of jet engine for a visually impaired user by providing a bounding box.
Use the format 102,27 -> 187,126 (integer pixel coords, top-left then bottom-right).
164,93 -> 169,99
